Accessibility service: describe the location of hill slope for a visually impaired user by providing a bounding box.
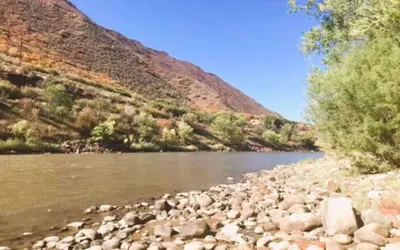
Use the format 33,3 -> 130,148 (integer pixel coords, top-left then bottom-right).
0,0 -> 276,115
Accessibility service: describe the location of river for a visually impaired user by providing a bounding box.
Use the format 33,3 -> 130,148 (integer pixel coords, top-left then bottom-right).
0,152 -> 322,243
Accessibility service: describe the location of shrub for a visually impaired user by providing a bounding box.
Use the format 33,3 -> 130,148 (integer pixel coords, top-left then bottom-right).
212,112 -> 246,144
0,80 -> 21,100
262,130 -> 283,147
21,86 -> 42,99
280,123 -> 294,142
162,127 -> 179,145
182,112 -> 198,124
10,120 -> 31,140
133,112 -> 158,140
75,106 -> 101,133
178,120 -> 194,142
293,133 -> 316,150
264,116 -> 284,131
44,82 -> 73,118
90,119 -> 116,143
130,141 -> 160,152
307,37 -> 400,172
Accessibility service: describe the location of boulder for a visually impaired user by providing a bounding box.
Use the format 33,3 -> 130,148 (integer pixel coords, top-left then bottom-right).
99,205 -> 113,212
382,242 -> 400,250
197,194 -> 214,208
174,220 -> 210,238
215,224 -> 242,243
355,243 -> 379,250
102,238 -> 120,250
184,242 -> 204,250
154,224 -> 174,237
154,199 -> 171,212
279,194 -> 305,210
320,197 -> 358,236
332,234 -> 352,245
354,223 -> 389,246
279,213 -> 322,233
44,236 -> 60,242
76,228 -> 98,241
361,209 -> 393,229
128,243 -> 146,250
67,221 -> 84,230
327,181 -> 341,193
227,210 -> 240,219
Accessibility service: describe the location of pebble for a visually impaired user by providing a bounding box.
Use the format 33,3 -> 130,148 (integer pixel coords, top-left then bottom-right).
333,234 -> 352,245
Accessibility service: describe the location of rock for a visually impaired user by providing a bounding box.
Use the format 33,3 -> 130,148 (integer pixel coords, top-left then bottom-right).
155,224 -> 174,237
262,221 -> 277,232
155,199 -> 171,212
32,240 -> 45,249
204,243 -> 216,250
76,228 -> 98,241
332,234 -> 352,245
256,236 -> 275,247
90,240 -> 103,247
320,197 -> 358,236
254,226 -> 264,234
121,242 -> 131,250
47,241 -> 58,249
44,236 -> 60,242
99,205 -> 113,212
382,242 -> 400,250
354,223 -> 389,246
204,235 -> 217,243
237,243 -> 254,250
279,213 -> 322,233
23,232 -> 33,236
60,236 -> 75,243
367,191 -> 381,200
157,210 -> 168,221
240,208 -> 255,219
288,204 -> 310,214
119,212 -> 141,227
355,243 -> 379,250
162,242 -> 180,250
128,243 -> 146,250
67,221 -> 84,230
87,247 -> 102,250
269,240 -> 291,250
215,224 -> 242,243
361,209 -> 393,229
56,242 -> 71,250
206,218 -> 222,231
293,240 -> 325,250
227,177 -> 234,181
379,199 -> 400,215
184,242 -> 204,250
102,238 -> 120,250
270,209 -> 289,226
138,212 -> 155,223
327,181 -> 341,193
325,240 -> 344,250
214,245 -> 228,250
0,247 -> 11,250
116,228 -> 134,240
279,194 -> 305,210
227,210 -> 240,219
197,194 -> 214,208
174,220 -> 210,238
103,215 -> 117,223
390,228 -> 400,237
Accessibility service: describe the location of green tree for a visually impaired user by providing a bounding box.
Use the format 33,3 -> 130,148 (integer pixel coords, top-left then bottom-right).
264,116 -> 284,131
178,120 -> 194,142
212,112 -> 246,144
162,127 -> 179,145
44,83 -> 73,118
133,112 -> 158,141
262,130 -> 283,147
91,119 -> 116,143
280,123 -> 294,142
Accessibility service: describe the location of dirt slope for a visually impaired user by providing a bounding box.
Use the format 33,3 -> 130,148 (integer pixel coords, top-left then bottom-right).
0,0 -> 277,115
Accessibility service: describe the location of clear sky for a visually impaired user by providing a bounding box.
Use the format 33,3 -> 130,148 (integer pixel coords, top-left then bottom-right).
70,0 -> 317,121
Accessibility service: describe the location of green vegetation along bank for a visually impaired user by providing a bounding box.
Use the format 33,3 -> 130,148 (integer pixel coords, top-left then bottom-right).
291,0 -> 400,174
0,57 -> 316,154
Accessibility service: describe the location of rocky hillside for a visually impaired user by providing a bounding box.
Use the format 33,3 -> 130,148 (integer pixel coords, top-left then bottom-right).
0,0 -> 276,115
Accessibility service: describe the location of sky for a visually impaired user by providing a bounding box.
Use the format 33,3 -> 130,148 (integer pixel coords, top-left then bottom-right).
70,0 -> 318,121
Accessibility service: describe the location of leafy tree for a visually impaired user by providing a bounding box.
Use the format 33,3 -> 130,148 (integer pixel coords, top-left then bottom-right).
11,120 -> 31,140
133,112 -> 158,141
91,119 -> 116,143
212,112 -> 246,144
162,127 -> 179,145
264,116 -> 284,131
178,120 -> 194,142
262,130 -> 283,147
280,123 -> 294,142
44,83 -> 73,118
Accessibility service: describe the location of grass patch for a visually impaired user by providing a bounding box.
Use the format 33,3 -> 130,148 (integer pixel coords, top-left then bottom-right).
0,138 -> 59,153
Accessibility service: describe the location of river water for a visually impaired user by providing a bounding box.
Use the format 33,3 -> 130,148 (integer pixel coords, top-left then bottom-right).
0,152 -> 322,242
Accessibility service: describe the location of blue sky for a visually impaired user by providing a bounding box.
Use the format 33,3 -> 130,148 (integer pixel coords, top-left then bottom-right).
70,0 -> 318,121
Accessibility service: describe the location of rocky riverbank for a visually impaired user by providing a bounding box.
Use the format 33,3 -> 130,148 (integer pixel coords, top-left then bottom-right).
2,158 -> 400,250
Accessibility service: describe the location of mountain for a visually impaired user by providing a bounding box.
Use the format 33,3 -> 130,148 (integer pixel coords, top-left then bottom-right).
0,0 -> 276,115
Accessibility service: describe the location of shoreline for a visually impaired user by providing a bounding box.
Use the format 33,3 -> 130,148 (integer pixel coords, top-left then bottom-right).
2,157 -> 400,250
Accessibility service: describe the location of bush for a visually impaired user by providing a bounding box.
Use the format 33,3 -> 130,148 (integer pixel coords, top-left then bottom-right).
182,112 -> 198,125
0,80 -> 21,100
293,133 -> 316,149
44,83 -> 73,118
133,112 -> 158,141
130,141 -> 160,152
0,138 -> 58,153
91,119 -> 116,143
178,120 -> 194,142
75,106 -> 101,133
307,37 -> 400,172
262,130 -> 283,147
162,127 -> 179,145
212,112 -> 246,144
264,116 -> 284,131
10,120 -> 31,140
280,123 -> 294,142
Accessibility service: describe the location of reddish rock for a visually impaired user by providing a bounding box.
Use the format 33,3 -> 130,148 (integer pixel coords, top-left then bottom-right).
294,240 -> 326,250
327,181 -> 341,193
205,218 -> 222,231
380,199 -> 400,215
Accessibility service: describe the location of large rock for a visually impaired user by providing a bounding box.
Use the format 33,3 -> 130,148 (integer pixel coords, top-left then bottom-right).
361,209 -> 393,229
128,243 -> 145,250
320,197 -> 358,236
184,242 -> 204,250
279,194 -> 305,210
154,224 -> 174,237
354,223 -> 389,246
154,199 -> 171,212
382,242 -> 400,250
75,229 -> 98,241
215,224 -> 243,243
279,213 -> 322,233
355,243 -> 379,250
102,238 -> 120,250
197,194 -> 214,208
174,220 -> 210,238
67,221 -> 84,230
44,236 -> 60,242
